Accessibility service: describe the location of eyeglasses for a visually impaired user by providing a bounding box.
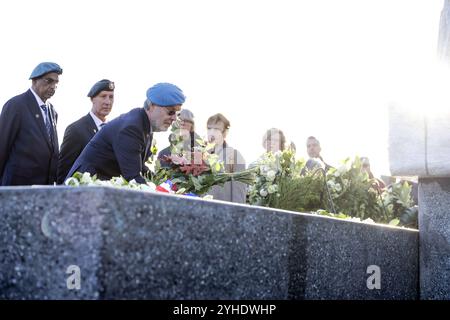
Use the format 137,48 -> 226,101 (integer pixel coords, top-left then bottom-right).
166,110 -> 180,116
42,78 -> 59,85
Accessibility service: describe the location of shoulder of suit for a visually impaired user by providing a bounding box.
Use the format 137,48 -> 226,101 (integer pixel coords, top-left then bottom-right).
2,90 -> 34,113
68,114 -> 91,126
4,90 -> 31,103
63,115 -> 85,131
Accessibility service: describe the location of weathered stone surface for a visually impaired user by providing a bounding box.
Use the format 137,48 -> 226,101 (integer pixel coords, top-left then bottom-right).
389,105 -> 450,177
0,186 -> 418,299
419,178 -> 450,300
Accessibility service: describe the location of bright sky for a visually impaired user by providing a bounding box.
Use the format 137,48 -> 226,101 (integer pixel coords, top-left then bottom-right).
0,0 -> 445,177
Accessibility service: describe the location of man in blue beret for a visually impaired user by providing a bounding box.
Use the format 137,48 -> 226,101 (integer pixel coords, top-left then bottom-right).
0,62 -> 63,185
56,79 -> 115,184
66,82 -> 185,184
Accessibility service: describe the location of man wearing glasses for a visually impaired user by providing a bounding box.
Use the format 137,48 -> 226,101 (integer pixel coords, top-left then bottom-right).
56,79 -> 115,184
65,83 -> 185,184
0,62 -> 63,185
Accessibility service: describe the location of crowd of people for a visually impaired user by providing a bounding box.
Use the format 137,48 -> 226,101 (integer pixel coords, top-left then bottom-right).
0,61 -> 415,205
0,61 -> 185,187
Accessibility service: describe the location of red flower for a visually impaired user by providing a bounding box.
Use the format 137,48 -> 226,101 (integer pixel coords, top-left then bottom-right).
179,161 -> 210,176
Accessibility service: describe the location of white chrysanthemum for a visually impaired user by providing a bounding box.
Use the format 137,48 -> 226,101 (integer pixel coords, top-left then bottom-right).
139,183 -> 156,192
80,172 -> 93,184
260,189 -> 268,197
362,218 -> 375,224
112,177 -> 126,186
64,177 -> 79,186
337,164 -> 348,175
342,179 -> 349,187
266,170 -> 276,182
267,184 -> 278,194
260,165 -> 270,175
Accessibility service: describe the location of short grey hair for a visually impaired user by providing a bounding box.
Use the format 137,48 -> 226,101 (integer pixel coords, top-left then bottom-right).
179,109 -> 194,123
143,99 -> 152,110
306,136 -> 320,146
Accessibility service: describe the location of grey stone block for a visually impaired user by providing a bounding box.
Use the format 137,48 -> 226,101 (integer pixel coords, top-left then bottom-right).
419,178 -> 450,300
0,186 -> 418,299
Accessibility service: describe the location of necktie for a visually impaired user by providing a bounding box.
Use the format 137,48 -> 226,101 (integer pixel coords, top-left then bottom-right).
40,105 -> 53,141
99,123 -> 106,129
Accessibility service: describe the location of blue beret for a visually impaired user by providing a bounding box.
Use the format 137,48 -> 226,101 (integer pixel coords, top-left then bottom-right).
87,79 -> 115,97
29,62 -> 63,79
146,83 -> 186,107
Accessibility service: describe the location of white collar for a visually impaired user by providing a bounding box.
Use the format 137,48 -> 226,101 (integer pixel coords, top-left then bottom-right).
89,111 -> 105,129
30,87 -> 46,107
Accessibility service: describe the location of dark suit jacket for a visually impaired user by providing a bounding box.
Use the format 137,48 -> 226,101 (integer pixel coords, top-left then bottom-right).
0,89 -> 59,185
66,108 -> 152,184
57,113 -> 98,184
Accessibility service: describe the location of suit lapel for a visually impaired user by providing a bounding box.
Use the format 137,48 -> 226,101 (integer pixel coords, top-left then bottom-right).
85,113 -> 98,137
25,90 -> 52,151
141,109 -> 153,163
142,133 -> 151,164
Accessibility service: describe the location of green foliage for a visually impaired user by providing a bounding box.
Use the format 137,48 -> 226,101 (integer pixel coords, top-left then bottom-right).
325,158 -> 386,222
247,151 -> 417,228
266,172 -> 323,213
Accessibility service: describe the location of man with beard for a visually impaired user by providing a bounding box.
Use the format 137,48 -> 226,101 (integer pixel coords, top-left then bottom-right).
57,79 -> 115,184
65,83 -> 185,184
303,136 -> 333,173
0,62 -> 63,185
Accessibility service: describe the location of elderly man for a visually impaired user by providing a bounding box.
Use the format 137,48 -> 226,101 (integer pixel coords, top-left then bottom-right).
0,62 -> 63,185
57,79 -> 115,184
206,113 -> 246,203
66,83 -> 185,184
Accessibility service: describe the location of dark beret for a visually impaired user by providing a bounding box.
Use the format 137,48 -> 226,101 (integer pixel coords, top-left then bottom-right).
87,79 -> 115,98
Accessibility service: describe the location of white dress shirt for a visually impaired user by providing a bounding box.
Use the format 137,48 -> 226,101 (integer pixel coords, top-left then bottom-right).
30,87 -> 48,121
89,111 -> 106,130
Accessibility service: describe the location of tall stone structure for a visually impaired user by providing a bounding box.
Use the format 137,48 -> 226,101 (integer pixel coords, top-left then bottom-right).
438,0 -> 450,61
389,104 -> 450,299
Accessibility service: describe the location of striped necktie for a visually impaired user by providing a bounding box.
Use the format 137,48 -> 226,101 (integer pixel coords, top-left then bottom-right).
40,105 -> 53,140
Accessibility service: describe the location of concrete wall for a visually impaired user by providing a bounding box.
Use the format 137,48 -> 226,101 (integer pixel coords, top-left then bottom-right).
0,186 -> 418,299
389,105 -> 450,299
